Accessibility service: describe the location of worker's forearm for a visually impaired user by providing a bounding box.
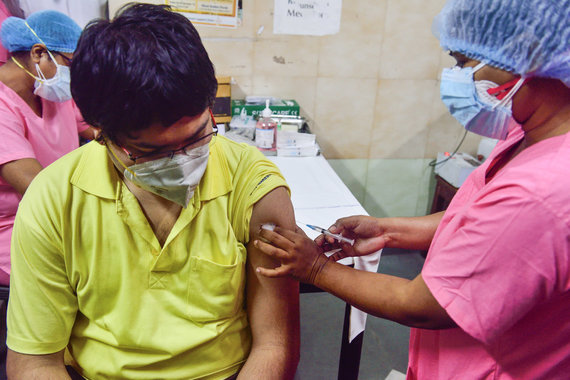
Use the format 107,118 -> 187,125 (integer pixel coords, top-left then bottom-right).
313,261 -> 454,329
383,212 -> 444,251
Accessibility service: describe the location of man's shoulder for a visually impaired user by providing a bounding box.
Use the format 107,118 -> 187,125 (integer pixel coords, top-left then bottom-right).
213,136 -> 280,177
215,135 -> 266,164
22,143 -> 94,205
37,143 -> 90,179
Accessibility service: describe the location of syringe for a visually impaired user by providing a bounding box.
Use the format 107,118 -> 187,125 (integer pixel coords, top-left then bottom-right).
300,222 -> 355,246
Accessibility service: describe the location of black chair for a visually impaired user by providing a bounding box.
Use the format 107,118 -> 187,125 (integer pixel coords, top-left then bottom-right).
300,275 -> 364,380
0,286 -> 8,323
0,285 -> 9,376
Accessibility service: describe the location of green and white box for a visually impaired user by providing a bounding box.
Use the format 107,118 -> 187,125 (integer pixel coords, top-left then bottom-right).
231,99 -> 300,117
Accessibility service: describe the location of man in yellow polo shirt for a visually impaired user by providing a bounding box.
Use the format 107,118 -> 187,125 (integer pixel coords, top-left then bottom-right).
6,4 -> 300,379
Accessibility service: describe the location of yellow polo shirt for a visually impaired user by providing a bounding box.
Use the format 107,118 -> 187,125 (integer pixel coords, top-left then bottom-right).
8,136 -> 288,379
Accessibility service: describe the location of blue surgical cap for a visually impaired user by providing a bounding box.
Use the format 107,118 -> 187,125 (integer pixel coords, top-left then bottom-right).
1,10 -> 81,53
433,0 -> 570,87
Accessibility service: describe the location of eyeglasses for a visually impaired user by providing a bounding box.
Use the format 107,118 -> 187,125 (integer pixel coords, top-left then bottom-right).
52,51 -> 73,66
119,110 -> 218,163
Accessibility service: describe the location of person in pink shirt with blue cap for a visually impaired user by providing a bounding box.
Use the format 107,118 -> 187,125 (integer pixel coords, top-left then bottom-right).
255,0 -> 570,378
0,10 -> 94,286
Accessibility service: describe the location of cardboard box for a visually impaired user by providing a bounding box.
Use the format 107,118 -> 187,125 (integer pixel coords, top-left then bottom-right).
213,76 -> 231,123
231,99 -> 300,118
434,152 -> 479,188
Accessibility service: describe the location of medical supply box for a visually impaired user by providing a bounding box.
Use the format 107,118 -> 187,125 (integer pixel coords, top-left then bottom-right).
434,152 -> 480,188
231,99 -> 300,118
213,76 -> 231,123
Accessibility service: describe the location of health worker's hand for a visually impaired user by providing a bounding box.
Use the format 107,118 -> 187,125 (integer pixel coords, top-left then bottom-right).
254,226 -> 330,284
316,215 -> 387,261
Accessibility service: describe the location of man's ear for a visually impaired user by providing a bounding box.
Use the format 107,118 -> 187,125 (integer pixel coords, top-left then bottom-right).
30,44 -> 47,63
93,128 -> 104,145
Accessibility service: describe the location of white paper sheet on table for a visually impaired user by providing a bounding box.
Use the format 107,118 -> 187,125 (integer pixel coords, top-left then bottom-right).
268,156 -> 381,342
271,156 -> 360,209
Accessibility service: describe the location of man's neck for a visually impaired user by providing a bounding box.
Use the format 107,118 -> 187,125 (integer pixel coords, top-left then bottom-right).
123,175 -> 183,247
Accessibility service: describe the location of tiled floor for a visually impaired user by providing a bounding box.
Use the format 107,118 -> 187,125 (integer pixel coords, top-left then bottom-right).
295,248 -> 425,379
0,248 -> 425,380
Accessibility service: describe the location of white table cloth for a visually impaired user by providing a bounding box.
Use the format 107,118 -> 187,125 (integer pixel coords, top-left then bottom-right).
268,155 -> 382,342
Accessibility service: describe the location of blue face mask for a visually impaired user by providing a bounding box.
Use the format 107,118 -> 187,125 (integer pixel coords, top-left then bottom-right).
440,63 -> 525,140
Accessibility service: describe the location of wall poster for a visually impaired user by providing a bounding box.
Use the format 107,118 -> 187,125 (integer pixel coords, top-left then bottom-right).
165,0 -> 241,28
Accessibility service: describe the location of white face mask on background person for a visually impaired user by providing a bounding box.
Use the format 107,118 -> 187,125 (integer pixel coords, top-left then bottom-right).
11,50 -> 72,103
440,62 -> 526,140
33,56 -> 72,103
106,140 -> 211,208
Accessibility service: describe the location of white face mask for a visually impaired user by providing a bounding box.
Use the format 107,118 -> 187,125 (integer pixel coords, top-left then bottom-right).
108,142 -> 210,208
33,58 -> 72,103
12,51 -> 72,103
19,20 -> 73,102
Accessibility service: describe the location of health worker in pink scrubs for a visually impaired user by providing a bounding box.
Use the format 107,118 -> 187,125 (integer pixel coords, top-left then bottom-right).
254,0 -> 570,378
0,10 -> 94,285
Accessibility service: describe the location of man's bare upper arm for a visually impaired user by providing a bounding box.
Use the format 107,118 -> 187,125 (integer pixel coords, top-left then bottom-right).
247,186 -> 299,326
249,186 -> 297,266
239,186 -> 300,376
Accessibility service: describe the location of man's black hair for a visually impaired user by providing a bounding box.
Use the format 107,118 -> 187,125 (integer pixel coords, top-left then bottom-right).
70,3 -> 217,141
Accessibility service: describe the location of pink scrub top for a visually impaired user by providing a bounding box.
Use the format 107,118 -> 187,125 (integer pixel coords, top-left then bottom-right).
408,123 -> 570,379
0,81 -> 88,282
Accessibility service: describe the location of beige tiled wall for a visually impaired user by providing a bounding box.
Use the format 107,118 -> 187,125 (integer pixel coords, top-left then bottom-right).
107,0 -> 482,160
108,0 -> 484,216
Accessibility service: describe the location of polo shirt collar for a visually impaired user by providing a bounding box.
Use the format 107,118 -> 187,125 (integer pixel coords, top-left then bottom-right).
195,137 -> 232,201
70,142 -> 118,199
70,138 -> 232,202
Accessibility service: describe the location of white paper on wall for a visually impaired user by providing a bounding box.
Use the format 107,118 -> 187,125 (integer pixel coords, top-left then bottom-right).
273,0 -> 342,36
20,0 -> 107,28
